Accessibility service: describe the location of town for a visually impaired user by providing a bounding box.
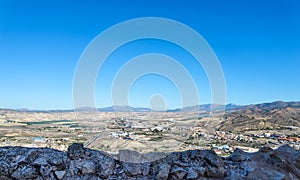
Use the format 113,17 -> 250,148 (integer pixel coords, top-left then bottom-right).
1,106 -> 300,157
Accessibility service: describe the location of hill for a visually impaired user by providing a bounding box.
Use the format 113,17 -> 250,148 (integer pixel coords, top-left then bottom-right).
218,101 -> 300,132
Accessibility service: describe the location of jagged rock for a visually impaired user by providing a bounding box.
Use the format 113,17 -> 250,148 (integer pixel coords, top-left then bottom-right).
55,170 -> 66,179
11,165 -> 39,179
265,170 -> 285,180
82,160 -> 97,174
229,149 -> 250,162
0,143 -> 300,179
186,168 -> 198,179
99,156 -> 115,178
189,150 -> 201,160
269,152 -> 283,168
277,144 -> 296,154
259,146 -> 273,153
33,156 -> 48,166
156,163 -> 171,180
122,162 -> 142,176
25,149 -> 40,163
67,143 -> 85,159
39,165 -> 52,177
49,152 -> 66,170
193,166 -> 206,176
170,167 -> 187,179
0,161 -> 10,176
294,155 -> 300,169
142,163 -> 150,176
204,150 -> 224,167
205,167 -> 225,178
119,149 -> 166,163
99,157 -> 115,178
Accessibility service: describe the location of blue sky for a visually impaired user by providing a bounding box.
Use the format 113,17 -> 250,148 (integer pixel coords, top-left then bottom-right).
0,0 -> 299,109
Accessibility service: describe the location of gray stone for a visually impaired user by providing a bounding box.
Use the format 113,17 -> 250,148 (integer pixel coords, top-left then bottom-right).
99,156 -> 115,178
11,165 -> 39,179
266,170 -> 285,180
39,165 -> 52,177
68,143 -> 85,159
123,162 -> 142,176
204,151 -> 224,167
186,168 -> 198,179
119,149 -> 166,163
50,153 -> 66,168
269,153 -> 283,168
55,170 -> 66,180
156,163 -> 170,180
142,163 -> 150,176
81,161 -> 97,174
170,167 -> 187,179
193,166 -> 205,176
0,143 -> 299,179
206,167 -> 225,178
229,149 -> 249,162
0,161 -> 10,176
33,156 -> 48,166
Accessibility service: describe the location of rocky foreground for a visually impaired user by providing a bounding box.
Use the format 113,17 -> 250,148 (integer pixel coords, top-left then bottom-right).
1,144 -> 300,179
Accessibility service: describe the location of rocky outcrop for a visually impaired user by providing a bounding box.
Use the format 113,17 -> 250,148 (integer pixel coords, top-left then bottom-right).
1,143 -> 300,179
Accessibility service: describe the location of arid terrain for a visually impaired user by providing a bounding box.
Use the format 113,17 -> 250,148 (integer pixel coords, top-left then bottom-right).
1,101 -> 300,157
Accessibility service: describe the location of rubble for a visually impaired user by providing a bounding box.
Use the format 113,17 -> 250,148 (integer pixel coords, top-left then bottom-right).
1,143 -> 300,179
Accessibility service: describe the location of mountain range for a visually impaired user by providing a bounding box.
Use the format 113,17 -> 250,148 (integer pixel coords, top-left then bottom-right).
2,101 -> 300,113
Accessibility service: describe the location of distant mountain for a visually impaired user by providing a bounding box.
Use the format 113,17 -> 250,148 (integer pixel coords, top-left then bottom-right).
0,103 -> 243,113
3,101 -> 299,114
244,101 -> 300,111
98,106 -> 151,112
167,103 -> 243,112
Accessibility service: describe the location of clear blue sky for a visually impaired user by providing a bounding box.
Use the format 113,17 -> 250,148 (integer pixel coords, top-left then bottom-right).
0,0 -> 299,109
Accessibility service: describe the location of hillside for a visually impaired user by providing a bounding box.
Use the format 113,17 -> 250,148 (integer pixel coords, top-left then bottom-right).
218,101 -> 300,132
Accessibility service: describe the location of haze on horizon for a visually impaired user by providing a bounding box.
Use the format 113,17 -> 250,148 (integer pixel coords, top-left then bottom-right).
0,0 -> 299,110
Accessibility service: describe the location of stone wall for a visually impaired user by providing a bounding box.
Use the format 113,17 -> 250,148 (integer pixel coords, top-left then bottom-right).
1,143 -> 300,179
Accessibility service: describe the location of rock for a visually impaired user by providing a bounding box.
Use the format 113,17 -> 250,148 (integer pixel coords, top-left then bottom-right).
0,143 -> 300,179
81,161 -> 97,174
294,155 -> 300,169
193,166 -> 205,176
156,163 -> 170,180
181,151 -> 190,163
33,157 -> 48,166
269,152 -> 283,168
229,149 -> 250,162
204,151 -> 224,167
67,143 -> 85,159
142,163 -> 150,176
11,165 -> 39,179
277,144 -> 296,154
259,146 -> 273,153
50,153 -> 66,169
39,165 -> 52,177
99,156 -> 115,178
186,168 -> 198,179
25,149 -> 41,164
0,161 -> 10,176
265,170 -> 285,180
55,170 -> 66,180
119,149 -> 166,163
189,150 -> 201,160
170,167 -> 187,179
205,167 -> 225,178
123,162 -> 142,176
